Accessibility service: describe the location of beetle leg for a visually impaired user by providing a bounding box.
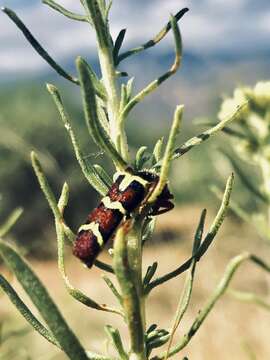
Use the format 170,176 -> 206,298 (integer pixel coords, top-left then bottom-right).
150,200 -> 174,216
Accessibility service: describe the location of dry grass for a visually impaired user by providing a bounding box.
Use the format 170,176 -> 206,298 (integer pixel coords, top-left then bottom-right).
1,205 -> 270,359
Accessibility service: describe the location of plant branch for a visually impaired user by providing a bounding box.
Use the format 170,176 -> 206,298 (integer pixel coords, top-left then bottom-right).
105,325 -> 128,360
77,57 -> 128,170
164,210 -> 206,359
153,252 -> 270,359
0,240 -> 88,360
116,8 -> 188,65
47,83 -> 109,196
55,201 -> 123,317
120,16 -> 182,121
146,174 -> 234,293
2,7 -> 79,85
171,102 -> 248,160
83,0 -> 129,160
43,0 -> 89,22
31,151 -> 75,243
0,274 -> 59,348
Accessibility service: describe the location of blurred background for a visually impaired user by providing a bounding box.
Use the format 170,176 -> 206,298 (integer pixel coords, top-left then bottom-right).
0,1 -> 270,359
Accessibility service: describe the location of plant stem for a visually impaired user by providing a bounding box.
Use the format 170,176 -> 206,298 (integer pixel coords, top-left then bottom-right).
83,0 -> 129,163
113,225 -> 146,360
127,219 -> 146,327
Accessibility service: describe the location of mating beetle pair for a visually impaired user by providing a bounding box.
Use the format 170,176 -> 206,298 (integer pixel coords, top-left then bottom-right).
73,169 -> 174,267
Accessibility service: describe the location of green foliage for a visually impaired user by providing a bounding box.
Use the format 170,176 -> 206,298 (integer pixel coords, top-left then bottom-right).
1,2 -> 270,360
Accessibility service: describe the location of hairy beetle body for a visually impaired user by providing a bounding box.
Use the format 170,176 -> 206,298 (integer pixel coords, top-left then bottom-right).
73,171 -> 174,267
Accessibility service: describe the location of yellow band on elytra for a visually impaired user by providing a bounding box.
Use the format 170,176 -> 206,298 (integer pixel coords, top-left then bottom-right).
102,196 -> 127,215
113,172 -> 149,192
78,222 -> 104,246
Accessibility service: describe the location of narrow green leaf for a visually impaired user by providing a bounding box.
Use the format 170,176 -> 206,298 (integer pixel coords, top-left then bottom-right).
146,327 -> 170,356
76,56 -> 128,171
172,102 -> 248,160
113,29 -> 126,64
143,262 -> 158,287
94,259 -> 114,274
116,70 -> 129,78
47,83 -> 109,196
96,99 -> 110,135
31,151 -> 62,222
211,185 -> 251,224
82,60 -> 107,101
152,137 -> 164,164
120,17 -> 183,120
119,83 -> 128,113
197,174 -> 234,260
55,214 -> 122,316
31,151 -> 75,244
0,274 -> 59,347
93,165 -> 113,189
142,217 -> 156,244
0,240 -> 88,359
0,208 -> 23,238
43,0 -> 89,22
147,334 -> 170,351
164,210 -> 206,359
104,325 -> 128,360
147,324 -> 157,334
56,184 -> 122,316
135,146 -> 149,170
148,105 -> 184,203
117,8 -> 188,64
154,252 -> 270,359
126,77 -> 134,101
102,275 -> 122,305
192,209 -> 206,254
147,175 -> 233,293
2,8 -> 79,85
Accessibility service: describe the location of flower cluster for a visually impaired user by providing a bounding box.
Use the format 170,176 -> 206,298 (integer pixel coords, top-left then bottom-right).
218,81 -> 270,165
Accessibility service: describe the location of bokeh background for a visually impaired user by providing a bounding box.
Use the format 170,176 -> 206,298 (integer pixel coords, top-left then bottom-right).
0,1 -> 270,359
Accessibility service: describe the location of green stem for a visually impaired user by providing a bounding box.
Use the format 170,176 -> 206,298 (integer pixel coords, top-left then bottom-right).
83,0 -> 129,162
127,220 -> 146,327
113,226 -> 146,360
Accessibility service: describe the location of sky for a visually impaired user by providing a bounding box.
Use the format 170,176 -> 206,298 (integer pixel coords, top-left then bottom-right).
1,0 -> 270,76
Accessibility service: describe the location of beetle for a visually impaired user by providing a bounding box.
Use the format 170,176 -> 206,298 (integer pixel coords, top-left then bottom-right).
73,169 -> 174,267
